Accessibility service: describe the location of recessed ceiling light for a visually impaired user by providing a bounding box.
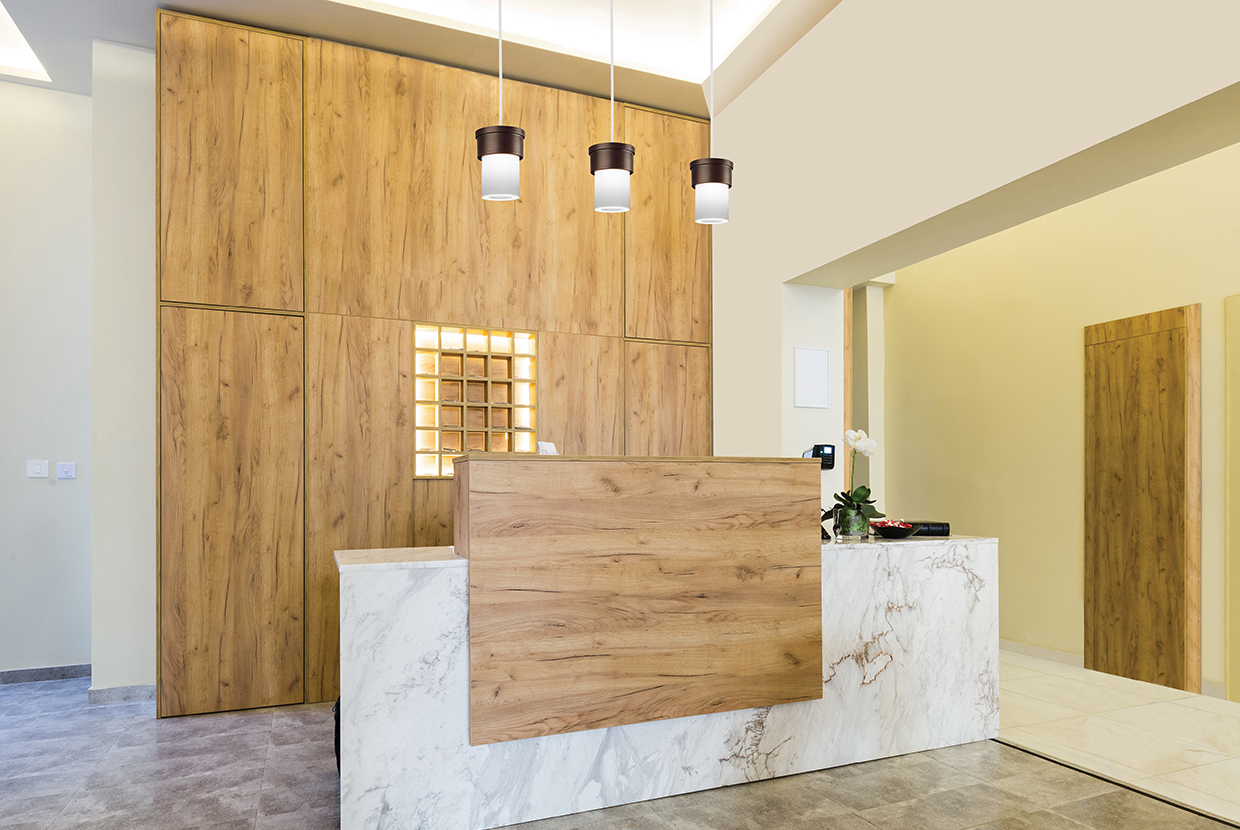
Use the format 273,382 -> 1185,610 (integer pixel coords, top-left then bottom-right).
0,0 -> 50,83
324,0 -> 779,82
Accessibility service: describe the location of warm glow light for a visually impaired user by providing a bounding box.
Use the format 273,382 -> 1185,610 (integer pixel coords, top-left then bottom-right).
323,0 -> 779,83
481,152 -> 520,200
0,0 -> 49,82
694,181 -> 729,224
594,168 -> 630,213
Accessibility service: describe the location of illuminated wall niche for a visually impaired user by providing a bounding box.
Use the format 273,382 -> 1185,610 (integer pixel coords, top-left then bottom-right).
414,324 -> 537,476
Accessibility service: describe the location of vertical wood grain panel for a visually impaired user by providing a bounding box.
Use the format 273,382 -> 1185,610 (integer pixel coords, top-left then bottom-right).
624,340 -> 711,457
159,307 -> 304,716
159,14 -> 303,310
623,106 -> 710,344
537,332 -> 624,455
304,39 -> 622,335
464,456 -> 822,745
305,313 -> 414,702
1084,305 -> 1201,692
413,479 -> 454,547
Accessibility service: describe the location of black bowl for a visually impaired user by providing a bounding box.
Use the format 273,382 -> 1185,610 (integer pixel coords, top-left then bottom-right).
870,523 -> 919,540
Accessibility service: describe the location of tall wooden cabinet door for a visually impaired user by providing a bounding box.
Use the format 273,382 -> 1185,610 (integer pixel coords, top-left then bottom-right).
305,40 -> 622,335
624,341 -> 711,457
159,13 -> 303,311
305,314 -> 415,702
537,332 -> 624,455
624,107 -> 711,344
159,307 -> 304,717
1084,305 -> 1201,692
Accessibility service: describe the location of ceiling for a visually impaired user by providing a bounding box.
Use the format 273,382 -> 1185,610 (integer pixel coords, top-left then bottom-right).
1,0 -> 842,117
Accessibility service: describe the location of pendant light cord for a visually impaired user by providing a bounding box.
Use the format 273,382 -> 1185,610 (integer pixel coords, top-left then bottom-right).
709,0 -> 713,155
610,0 -> 615,142
498,0 -> 503,125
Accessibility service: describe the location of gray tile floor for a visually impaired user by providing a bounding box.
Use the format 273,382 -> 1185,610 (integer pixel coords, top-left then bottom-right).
2,677 -> 1235,830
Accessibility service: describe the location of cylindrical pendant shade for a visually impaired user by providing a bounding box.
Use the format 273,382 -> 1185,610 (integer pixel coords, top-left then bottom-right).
694,181 -> 729,224
594,168 -> 631,213
689,157 -> 733,224
481,153 -> 520,201
477,125 -> 525,201
589,142 -> 635,214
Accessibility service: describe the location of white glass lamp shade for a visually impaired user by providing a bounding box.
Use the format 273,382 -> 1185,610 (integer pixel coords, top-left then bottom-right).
594,168 -> 631,213
481,153 -> 521,201
694,181 -> 730,224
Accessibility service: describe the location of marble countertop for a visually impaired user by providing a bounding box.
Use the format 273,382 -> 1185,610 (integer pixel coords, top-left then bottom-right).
335,538 -> 998,572
334,546 -> 465,571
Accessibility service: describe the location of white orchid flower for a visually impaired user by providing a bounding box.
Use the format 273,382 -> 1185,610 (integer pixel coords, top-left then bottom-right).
855,429 -> 868,442
844,429 -> 858,448
860,438 -> 877,457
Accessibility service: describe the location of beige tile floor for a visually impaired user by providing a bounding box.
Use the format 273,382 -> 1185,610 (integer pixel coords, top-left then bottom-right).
999,648 -> 1240,825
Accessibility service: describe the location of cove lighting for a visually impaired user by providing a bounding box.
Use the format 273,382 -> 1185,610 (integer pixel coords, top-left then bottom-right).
0,0 -> 49,83
324,0 -> 779,83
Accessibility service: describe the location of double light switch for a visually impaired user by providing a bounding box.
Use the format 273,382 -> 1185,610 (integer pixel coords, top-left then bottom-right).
26,461 -> 76,479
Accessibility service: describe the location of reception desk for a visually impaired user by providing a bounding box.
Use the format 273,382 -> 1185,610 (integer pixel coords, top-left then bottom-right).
337,456 -> 998,830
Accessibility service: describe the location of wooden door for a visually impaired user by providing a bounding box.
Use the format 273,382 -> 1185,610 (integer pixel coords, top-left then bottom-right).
158,13 -> 303,311
624,341 -> 711,456
1084,305 -> 1201,691
623,106 -> 711,344
159,307 -> 305,716
304,313 -> 415,702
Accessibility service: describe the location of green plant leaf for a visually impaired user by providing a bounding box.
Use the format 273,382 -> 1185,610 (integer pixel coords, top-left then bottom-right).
860,505 -> 886,518
853,485 -> 871,501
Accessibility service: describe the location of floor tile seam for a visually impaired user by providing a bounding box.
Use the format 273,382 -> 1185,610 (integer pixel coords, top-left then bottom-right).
1149,767 -> 1240,806
1000,678 -> 1168,710
1086,706 -> 1238,757
997,737 -> 1240,829
1054,668 -> 1200,699
999,728 -> 1169,781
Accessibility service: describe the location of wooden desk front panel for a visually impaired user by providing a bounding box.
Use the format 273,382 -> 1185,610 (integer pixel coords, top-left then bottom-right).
462,457 -> 822,745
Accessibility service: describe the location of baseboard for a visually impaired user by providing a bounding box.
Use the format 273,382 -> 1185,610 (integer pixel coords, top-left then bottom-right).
1202,680 -> 1227,700
88,683 -> 156,704
999,639 -> 1085,668
0,663 -> 91,685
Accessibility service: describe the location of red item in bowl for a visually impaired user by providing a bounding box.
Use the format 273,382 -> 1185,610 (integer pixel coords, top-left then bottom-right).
871,520 -> 912,529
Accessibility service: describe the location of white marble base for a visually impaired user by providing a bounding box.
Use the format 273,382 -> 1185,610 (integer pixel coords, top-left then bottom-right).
338,537 -> 998,830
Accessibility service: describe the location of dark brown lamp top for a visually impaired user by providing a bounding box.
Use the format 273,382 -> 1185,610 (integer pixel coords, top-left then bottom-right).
588,142 -> 635,174
476,125 -> 526,159
690,157 -> 733,188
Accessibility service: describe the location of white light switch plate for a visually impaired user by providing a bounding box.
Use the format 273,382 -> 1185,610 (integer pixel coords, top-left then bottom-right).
27,460 -> 49,478
56,462 -> 77,480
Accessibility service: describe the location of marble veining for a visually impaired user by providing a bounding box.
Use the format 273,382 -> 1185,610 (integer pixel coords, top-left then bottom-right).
340,538 -> 999,830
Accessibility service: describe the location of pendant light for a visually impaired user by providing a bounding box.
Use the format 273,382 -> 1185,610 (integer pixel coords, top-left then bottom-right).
589,0 -> 635,213
690,0 -> 732,224
476,0 -> 524,201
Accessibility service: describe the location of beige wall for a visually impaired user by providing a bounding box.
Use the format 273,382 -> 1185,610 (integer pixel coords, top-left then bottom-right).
90,41 -> 156,691
713,0 -> 1240,283
887,140 -> 1240,691
0,80 -> 93,673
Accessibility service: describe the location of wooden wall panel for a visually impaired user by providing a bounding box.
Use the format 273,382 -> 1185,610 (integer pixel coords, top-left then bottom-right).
1084,305 -> 1201,692
625,341 -> 711,457
413,479 -> 454,547
305,313 -> 415,702
623,106 -> 711,344
159,307 -> 304,716
159,13 -> 303,310
304,39 -> 622,335
536,332 -> 624,455
462,456 -> 822,745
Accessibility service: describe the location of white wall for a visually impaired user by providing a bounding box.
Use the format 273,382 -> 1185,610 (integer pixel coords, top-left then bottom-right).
781,284 -> 846,505
0,80 -> 93,673
90,41 -> 156,692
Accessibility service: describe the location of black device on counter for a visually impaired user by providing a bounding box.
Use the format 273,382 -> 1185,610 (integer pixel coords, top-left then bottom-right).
911,522 -> 950,536
803,444 -> 835,470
